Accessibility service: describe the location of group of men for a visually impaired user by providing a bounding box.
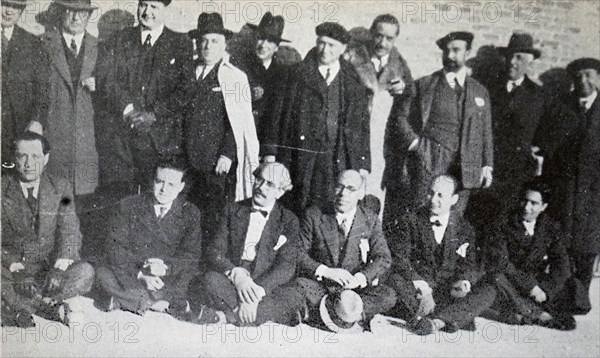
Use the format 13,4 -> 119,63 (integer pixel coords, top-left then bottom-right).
1,0 -> 599,337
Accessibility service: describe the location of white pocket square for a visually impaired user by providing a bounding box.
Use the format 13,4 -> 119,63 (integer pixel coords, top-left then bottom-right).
474,97 -> 485,107
170,58 -> 176,65
359,238 -> 370,263
456,243 -> 470,258
212,87 -> 222,92
273,235 -> 287,251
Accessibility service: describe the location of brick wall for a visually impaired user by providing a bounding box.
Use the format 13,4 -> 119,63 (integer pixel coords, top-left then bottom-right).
17,0 -> 600,81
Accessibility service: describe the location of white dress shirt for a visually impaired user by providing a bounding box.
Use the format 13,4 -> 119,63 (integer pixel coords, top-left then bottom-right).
262,58 -> 273,70
20,180 -> 40,200
506,76 -> 525,93
336,207 -> 357,237
62,31 -> 85,56
241,203 -> 275,262
430,212 -> 451,244
2,25 -> 15,41
371,54 -> 389,73
318,60 -> 341,86
195,63 -> 217,80
154,202 -> 173,219
141,23 -> 164,47
580,91 -> 598,111
444,67 -> 467,88
523,220 -> 536,236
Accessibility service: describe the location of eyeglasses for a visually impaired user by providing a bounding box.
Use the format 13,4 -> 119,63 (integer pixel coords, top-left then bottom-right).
66,9 -> 91,20
334,184 -> 360,193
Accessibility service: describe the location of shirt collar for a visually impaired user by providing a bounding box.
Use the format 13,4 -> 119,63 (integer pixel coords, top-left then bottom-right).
20,180 -> 40,199
336,206 -> 357,224
430,212 -> 450,227
522,220 -> 536,235
2,26 -> 15,41
141,23 -> 164,46
509,76 -> 525,86
371,54 -> 390,69
318,60 -> 341,81
262,58 -> 273,70
154,200 -> 173,216
444,67 -> 467,87
62,32 -> 85,51
580,91 -> 598,110
252,200 -> 276,216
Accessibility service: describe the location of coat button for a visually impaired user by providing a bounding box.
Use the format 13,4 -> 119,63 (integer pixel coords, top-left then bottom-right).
300,135 -> 305,140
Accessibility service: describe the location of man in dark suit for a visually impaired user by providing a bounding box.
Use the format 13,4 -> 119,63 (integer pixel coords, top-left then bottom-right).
2,132 -> 95,327
539,58 -> 600,315
386,175 -> 496,335
95,159 -> 203,317
485,180 -> 575,330
1,0 -> 49,169
188,162 -> 305,326
106,0 -> 193,193
489,33 -> 546,210
392,32 -> 493,214
262,23 -> 371,214
294,170 -> 396,331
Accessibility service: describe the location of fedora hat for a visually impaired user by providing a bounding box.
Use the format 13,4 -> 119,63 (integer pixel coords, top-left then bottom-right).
139,0 -> 172,5
247,12 -> 290,43
499,33 -> 541,59
319,290 -> 364,333
54,0 -> 97,11
566,58 -> 600,76
1,0 -> 28,9
436,31 -> 474,50
188,12 -> 233,40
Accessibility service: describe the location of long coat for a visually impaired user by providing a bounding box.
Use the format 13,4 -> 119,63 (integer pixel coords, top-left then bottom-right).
207,199 -> 299,294
1,26 -> 49,165
40,29 -> 99,195
396,70 -> 493,190
1,173 -> 82,275
262,49 -> 371,211
105,194 -> 203,299
543,96 -> 600,255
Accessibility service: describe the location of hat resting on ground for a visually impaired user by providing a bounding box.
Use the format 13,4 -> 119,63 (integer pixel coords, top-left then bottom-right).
319,290 -> 364,333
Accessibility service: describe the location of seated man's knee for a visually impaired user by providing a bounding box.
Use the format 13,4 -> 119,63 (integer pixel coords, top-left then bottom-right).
65,261 -> 95,295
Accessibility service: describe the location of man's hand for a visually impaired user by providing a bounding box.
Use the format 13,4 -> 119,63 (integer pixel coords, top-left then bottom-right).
143,258 -> 168,277
26,121 -> 43,135
344,272 -> 368,290
54,259 -> 74,272
322,267 -> 355,287
128,111 -> 156,132
387,77 -> 406,95
9,262 -> 25,273
450,280 -> 471,298
238,300 -> 259,324
262,155 -> 276,163
480,166 -> 493,188
82,77 -> 96,92
252,86 -> 265,101
530,285 -> 547,303
215,155 -> 233,175
531,146 -> 544,176
413,280 -> 433,297
417,293 -> 436,317
138,273 -> 164,291
236,277 -> 266,304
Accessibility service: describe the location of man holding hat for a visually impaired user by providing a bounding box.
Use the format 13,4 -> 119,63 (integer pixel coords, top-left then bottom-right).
106,0 -> 193,195
1,0 -> 50,170
238,12 -> 291,133
294,170 -> 396,332
262,22 -> 371,214
40,0 -> 99,196
184,12 -> 259,241
488,33 -> 547,211
538,57 -> 600,314
391,31 -> 493,215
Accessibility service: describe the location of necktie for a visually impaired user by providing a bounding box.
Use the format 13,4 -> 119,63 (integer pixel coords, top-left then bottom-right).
430,218 -> 442,227
26,187 -> 37,212
251,207 -> 268,217
1,27 -> 9,55
454,78 -> 463,97
338,218 -> 350,237
158,206 -> 167,219
198,65 -> 206,81
324,67 -> 331,86
143,33 -> 152,49
70,38 -> 78,56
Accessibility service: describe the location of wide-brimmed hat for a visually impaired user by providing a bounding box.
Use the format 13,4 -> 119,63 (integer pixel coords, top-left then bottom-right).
247,12 -> 290,43
499,33 -> 541,59
139,0 -> 171,5
436,31 -> 474,49
319,290 -> 364,333
54,0 -> 97,11
188,12 -> 233,40
1,0 -> 28,9
566,58 -> 600,76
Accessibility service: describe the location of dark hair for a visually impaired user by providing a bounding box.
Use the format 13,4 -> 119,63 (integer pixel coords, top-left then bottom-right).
14,131 -> 51,155
370,14 -> 400,36
156,157 -> 188,183
521,179 -> 552,204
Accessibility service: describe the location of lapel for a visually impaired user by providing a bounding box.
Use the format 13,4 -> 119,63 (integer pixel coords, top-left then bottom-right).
233,201 -> 253,264
377,47 -> 403,88
299,50 -> 329,100
340,207 -> 368,268
44,30 -> 74,93
253,202 -> 282,274
416,208 -> 438,263
462,76 -> 479,121
139,194 -> 172,245
79,32 -> 98,83
421,71 -> 443,129
441,212 -> 462,263
2,175 -> 37,237
37,173 -> 60,239
319,206 -> 342,266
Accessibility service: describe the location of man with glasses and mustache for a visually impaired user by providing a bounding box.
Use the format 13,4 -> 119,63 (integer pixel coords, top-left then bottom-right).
106,0 -> 193,196
40,0 -> 99,197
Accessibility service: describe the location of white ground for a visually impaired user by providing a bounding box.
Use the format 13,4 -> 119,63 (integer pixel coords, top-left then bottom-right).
2,278 -> 599,357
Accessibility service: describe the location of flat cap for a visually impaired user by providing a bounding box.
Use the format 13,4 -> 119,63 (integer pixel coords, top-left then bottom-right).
316,22 -> 350,44
436,31 -> 474,49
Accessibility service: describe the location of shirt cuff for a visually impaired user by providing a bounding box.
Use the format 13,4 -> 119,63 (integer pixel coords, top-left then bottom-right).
54,258 -> 74,271
227,267 -> 251,285
123,103 -> 134,116
354,272 -> 368,288
408,138 -> 419,151
462,280 -> 472,293
315,265 -> 328,281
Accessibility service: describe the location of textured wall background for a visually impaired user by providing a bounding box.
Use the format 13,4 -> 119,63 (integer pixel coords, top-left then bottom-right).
16,0 -> 600,81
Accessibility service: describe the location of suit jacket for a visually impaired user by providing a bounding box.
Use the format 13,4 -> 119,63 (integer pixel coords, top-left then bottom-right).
40,29 -> 99,195
1,173 -> 81,275
542,95 -> 600,254
388,207 -> 480,289
1,26 -> 50,163
489,75 -> 546,183
485,213 -> 571,300
206,199 -> 299,294
106,194 -> 203,294
108,25 -> 194,159
298,205 -> 391,285
397,70 -> 493,189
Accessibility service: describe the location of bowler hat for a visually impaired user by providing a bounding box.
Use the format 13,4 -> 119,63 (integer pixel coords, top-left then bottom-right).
499,33 -> 541,59
316,22 -> 350,44
566,58 -> 600,75
319,290 -> 364,333
188,12 -> 233,40
139,0 -> 171,6
54,0 -> 97,11
1,0 -> 28,9
436,31 -> 474,49
247,12 -> 290,43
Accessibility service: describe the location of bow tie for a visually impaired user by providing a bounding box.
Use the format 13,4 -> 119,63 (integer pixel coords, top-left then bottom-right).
507,80 -> 520,93
251,207 -> 268,217
430,218 -> 442,227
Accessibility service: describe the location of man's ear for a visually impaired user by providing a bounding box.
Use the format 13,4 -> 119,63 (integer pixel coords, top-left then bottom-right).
43,153 -> 50,167
540,202 -> 548,212
450,193 -> 459,206
178,182 -> 186,194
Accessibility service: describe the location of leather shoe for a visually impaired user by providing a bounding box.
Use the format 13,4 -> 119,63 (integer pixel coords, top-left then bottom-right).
410,317 -> 435,335
537,314 -> 576,331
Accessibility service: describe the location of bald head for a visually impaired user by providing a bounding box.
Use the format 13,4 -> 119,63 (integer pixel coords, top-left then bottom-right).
334,170 -> 365,213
